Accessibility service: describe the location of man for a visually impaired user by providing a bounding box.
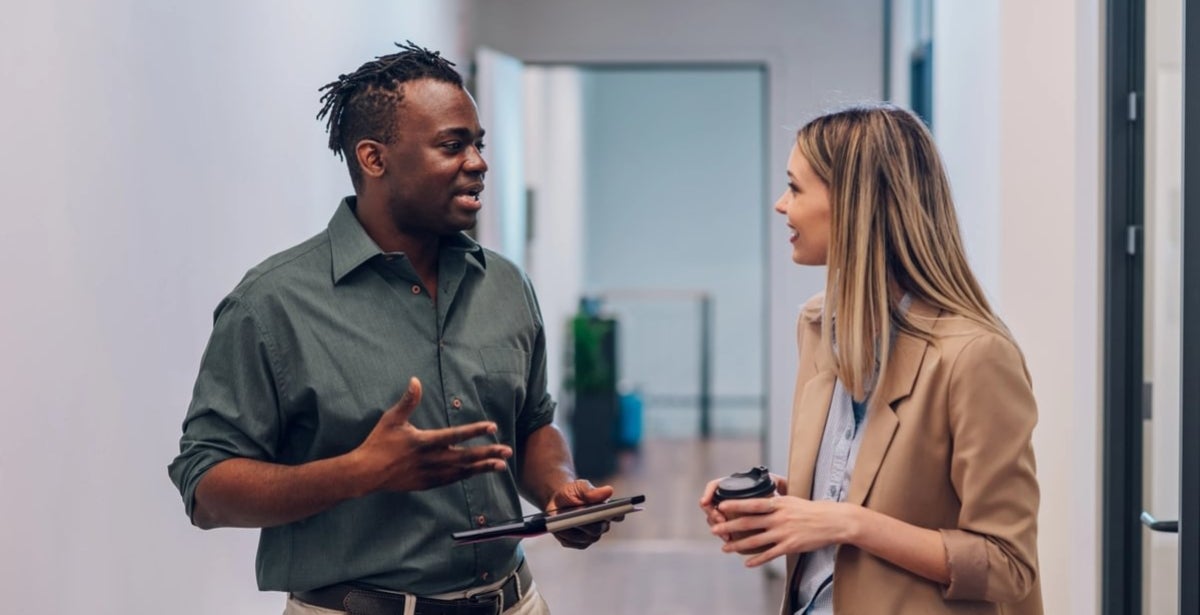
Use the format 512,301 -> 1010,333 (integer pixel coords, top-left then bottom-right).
168,43 -> 613,615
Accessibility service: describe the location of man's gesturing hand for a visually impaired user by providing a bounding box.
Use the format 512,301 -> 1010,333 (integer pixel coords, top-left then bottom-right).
353,377 -> 512,493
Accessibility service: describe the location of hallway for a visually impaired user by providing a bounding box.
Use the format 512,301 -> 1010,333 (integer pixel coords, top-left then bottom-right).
523,438 -> 785,614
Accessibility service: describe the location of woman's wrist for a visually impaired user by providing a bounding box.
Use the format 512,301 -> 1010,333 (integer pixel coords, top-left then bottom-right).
837,502 -> 867,546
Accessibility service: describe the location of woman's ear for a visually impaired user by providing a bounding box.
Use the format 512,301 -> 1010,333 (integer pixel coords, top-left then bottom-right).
355,140 -> 386,180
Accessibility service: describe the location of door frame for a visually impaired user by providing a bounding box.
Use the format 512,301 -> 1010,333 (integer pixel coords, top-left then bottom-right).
1101,0 -> 1145,611
1179,1 -> 1199,610
1103,0 -> 1198,612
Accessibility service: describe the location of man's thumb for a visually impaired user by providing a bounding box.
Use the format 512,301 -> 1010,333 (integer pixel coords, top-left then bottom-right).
385,377 -> 423,424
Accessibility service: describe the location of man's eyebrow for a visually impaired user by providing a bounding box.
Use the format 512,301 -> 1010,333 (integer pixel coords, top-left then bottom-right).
435,127 -> 486,140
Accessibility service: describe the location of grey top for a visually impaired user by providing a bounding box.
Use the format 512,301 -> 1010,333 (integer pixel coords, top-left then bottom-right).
794,381 -> 870,614
168,197 -> 555,594
794,294 -> 912,614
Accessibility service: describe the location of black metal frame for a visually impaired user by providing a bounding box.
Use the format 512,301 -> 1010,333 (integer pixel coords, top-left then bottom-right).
1181,2 -> 1200,610
1102,0 -> 1145,613
1105,0 -> 1200,611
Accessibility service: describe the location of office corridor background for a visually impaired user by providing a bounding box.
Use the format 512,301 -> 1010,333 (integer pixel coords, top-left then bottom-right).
523,438 -> 785,614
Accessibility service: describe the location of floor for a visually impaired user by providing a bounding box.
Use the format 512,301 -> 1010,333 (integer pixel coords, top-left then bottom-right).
522,438 -> 785,614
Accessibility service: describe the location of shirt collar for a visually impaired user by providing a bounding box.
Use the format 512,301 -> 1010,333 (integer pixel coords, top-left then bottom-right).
442,228 -> 489,273
328,196 -> 487,284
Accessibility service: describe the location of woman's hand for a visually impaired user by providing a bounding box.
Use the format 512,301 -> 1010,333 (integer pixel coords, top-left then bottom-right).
699,473 -> 789,543
709,496 -> 858,567
698,477 -> 731,540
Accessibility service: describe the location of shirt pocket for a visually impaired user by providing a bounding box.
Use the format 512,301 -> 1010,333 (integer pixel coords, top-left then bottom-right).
479,347 -> 527,374
476,347 -> 529,434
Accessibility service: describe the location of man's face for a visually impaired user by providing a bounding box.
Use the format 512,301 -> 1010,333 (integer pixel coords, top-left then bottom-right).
382,78 -> 488,237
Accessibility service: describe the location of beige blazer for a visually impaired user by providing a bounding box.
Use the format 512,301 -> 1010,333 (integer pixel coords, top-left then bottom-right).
781,294 -> 1043,615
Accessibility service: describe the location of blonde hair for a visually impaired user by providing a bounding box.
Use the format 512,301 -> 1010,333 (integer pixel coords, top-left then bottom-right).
795,103 -> 1009,400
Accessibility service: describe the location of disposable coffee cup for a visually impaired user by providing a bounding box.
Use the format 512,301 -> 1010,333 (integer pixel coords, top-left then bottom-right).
712,466 -> 777,553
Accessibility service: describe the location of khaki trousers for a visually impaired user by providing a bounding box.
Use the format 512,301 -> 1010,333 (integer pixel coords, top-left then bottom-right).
283,583 -> 551,615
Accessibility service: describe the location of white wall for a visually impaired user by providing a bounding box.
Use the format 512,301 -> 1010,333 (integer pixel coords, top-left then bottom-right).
930,0 -> 1104,612
1000,1 -> 1103,612
471,0 -> 885,490
905,1 -> 1103,611
475,46 -> 529,268
523,66 -> 587,419
932,0 -> 1001,297
0,2 -> 472,613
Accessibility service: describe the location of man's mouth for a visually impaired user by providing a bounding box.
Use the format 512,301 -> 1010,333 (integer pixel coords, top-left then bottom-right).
456,184 -> 484,203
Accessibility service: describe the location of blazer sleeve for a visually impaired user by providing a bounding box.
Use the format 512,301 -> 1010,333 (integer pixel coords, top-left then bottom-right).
939,333 -> 1040,603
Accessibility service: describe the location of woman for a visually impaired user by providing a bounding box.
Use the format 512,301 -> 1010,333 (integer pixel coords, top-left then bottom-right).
700,103 -> 1042,614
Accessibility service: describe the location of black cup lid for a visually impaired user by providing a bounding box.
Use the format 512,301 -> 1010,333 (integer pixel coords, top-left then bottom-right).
714,466 -> 775,500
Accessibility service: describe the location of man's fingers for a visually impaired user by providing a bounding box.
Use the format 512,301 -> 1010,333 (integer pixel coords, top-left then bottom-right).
449,444 -> 513,464
581,481 -> 614,503
553,521 -> 609,549
384,377 -> 423,424
424,421 -> 501,447
455,459 -> 509,480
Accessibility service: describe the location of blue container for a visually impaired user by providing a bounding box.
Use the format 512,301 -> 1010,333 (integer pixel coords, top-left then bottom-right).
617,391 -> 643,450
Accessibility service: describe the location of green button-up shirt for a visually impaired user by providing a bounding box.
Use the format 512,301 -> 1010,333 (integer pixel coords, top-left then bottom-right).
168,197 -> 555,594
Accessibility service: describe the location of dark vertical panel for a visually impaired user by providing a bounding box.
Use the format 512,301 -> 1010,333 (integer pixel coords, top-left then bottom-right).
699,294 -> 712,439
1103,0 -> 1146,613
1180,1 -> 1199,610
883,0 -> 893,100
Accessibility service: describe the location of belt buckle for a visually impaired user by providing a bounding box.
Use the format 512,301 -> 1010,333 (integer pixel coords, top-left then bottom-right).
466,587 -> 503,614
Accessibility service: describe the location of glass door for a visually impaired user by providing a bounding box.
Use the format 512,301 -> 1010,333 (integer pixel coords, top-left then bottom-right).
1140,0 -> 1183,612
1105,0 -> 1198,612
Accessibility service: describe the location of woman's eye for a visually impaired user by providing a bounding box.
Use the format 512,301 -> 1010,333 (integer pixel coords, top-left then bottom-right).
788,182 -> 800,194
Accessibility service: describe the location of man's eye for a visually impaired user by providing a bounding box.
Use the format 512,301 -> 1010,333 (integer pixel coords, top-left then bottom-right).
475,142 -> 486,152
443,141 -> 463,151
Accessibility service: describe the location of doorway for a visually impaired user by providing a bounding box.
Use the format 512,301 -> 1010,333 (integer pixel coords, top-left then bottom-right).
1102,0 -> 1199,612
474,55 -> 776,612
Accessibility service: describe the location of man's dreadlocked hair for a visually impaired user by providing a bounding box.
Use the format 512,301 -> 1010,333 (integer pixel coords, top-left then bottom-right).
317,41 -> 464,188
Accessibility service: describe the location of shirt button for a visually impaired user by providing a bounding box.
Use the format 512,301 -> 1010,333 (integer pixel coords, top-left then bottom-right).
411,285 -> 421,295
844,428 -> 853,439
828,485 -> 837,498
452,398 -> 463,409
481,571 -> 491,581
477,515 -> 487,526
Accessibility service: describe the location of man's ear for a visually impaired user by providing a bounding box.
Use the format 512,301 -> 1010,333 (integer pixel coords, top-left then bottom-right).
355,140 -> 386,180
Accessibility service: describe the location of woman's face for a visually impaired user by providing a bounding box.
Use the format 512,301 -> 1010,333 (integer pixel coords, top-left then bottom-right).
773,145 -> 831,265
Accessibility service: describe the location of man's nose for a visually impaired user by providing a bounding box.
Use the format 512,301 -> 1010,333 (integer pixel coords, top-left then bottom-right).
465,147 -> 488,174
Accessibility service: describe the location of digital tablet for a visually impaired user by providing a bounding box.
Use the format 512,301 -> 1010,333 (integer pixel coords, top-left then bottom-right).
451,495 -> 646,544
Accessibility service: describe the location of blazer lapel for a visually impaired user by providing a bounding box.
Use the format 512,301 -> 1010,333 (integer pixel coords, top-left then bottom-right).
787,370 -> 837,501
784,310 -> 837,597
845,303 -> 935,506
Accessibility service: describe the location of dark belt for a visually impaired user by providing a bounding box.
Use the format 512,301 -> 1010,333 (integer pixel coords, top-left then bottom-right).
293,560 -> 531,615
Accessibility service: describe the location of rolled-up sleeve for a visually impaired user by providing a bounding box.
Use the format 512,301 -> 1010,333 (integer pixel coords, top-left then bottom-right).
941,333 -> 1040,602
514,275 -> 556,439
167,297 -> 284,521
